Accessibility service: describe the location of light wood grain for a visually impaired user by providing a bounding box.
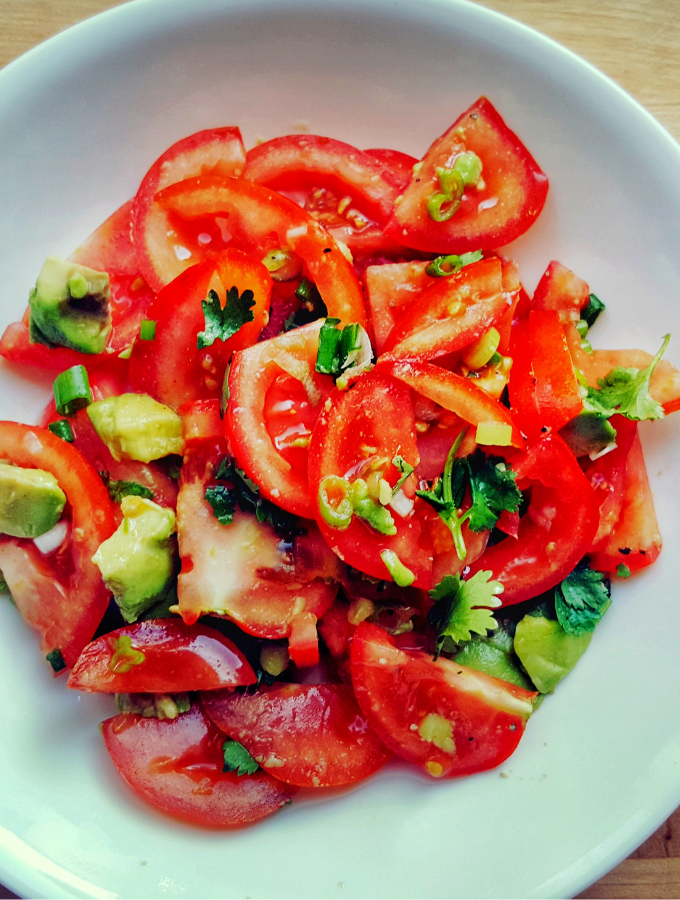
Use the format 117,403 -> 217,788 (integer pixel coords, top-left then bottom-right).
0,2 -> 678,899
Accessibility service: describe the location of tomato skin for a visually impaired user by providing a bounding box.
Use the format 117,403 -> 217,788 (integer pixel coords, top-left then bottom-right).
226,320 -> 333,518
363,148 -> 419,193
102,704 -> 297,827
0,422 -> 116,668
508,310 -> 583,440
379,357 -> 525,450
589,430 -> 662,572
466,433 -> 599,604
385,96 -> 548,254
129,250 -> 271,410
382,257 -> 509,360
132,127 -> 247,291
350,623 -> 535,778
155,174 -> 368,329
67,619 -> 257,693
584,415 -> 637,548
307,370 -> 434,588
202,682 -> 392,787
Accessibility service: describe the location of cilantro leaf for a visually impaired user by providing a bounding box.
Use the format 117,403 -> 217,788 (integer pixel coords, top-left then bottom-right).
209,458 -> 304,536
416,439 -> 521,560
204,484 -> 237,525
197,287 -> 255,350
554,564 -> 611,636
105,479 -> 155,504
222,739 -> 259,776
583,334 -> 670,421
429,572 -> 503,657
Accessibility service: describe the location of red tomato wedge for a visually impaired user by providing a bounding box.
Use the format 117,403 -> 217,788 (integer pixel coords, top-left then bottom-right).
365,259 -> 433,354
0,422 -> 116,669
508,310 -> 583,439
363,148 -> 419,192
67,620 -> 257,693
378,358 -> 525,449
132,127 -> 247,291
154,175 -> 368,329
102,704 -> 297,827
529,260 -> 590,321
226,320 -> 334,518
382,257 -> 510,360
176,443 -> 339,636
466,433 -> 599,604
307,370 -> 434,588
350,623 -> 536,778
129,250 -> 272,410
202,682 -> 391,786
243,134 -> 406,256
583,415 -> 637,548
589,430 -> 662,572
0,200 -> 154,369
385,96 -> 548,254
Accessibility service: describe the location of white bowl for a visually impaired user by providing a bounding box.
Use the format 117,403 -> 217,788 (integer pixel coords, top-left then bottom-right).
1,1 -> 680,897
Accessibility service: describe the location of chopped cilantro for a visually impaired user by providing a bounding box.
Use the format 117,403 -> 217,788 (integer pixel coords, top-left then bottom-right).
197,287 -> 255,350
222,739 -> 259,776
616,564 -> 631,579
207,458 -> 304,536
103,478 -> 155,504
581,293 -> 605,329
583,334 -> 670,421
554,563 -> 611,636
416,437 -> 522,560
428,571 -> 504,658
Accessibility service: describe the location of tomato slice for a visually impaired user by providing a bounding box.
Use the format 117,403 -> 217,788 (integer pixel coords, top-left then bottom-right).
365,259 -> 433,354
529,260 -> 590,321
583,414 -> 637,548
0,200 -> 155,369
350,622 -> 535,778
226,320 -> 334,518
466,433 -> 599,604
129,250 -> 271,410
381,257 -> 509,360
102,703 -> 297,826
589,430 -> 662,572
0,422 -> 116,668
243,134 -> 406,257
132,127 -> 247,291
378,358 -> 525,449
385,96 -> 548,254
202,682 -> 391,786
307,370 -> 433,588
563,321 -> 680,414
67,619 -> 256,693
508,310 -> 583,440
363,148 -> 419,193
154,174 -> 368,329
176,443 -> 339,637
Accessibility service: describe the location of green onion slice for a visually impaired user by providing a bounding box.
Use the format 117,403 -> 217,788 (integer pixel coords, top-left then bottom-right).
139,319 -> 157,341
48,420 -> 75,443
53,365 -> 92,417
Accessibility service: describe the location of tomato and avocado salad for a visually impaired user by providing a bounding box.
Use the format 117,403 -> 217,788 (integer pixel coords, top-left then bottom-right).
0,96 -> 677,828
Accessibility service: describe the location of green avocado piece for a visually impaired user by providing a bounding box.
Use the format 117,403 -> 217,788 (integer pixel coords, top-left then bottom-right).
0,462 -> 66,538
559,412 -> 617,458
87,393 -> 185,463
454,628 -> 534,691
92,495 -> 177,623
514,614 -> 592,693
28,256 -> 111,354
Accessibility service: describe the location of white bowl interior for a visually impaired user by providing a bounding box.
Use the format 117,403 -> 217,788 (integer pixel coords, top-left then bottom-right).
1,0 -> 680,897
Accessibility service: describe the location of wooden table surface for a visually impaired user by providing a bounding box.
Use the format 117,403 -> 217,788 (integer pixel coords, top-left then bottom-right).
0,1 -> 679,898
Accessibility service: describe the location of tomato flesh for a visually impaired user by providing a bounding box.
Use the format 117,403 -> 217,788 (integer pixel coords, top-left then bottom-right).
102,704 -> 297,827
350,623 -> 535,778
202,682 -> 391,786
68,619 -> 257,693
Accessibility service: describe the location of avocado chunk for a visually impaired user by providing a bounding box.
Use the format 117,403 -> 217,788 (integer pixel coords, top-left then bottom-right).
87,393 -> 185,463
0,462 -> 66,538
514,614 -> 592,693
559,412 -> 617,458
454,627 -> 534,691
29,256 -> 111,354
92,495 -> 177,623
